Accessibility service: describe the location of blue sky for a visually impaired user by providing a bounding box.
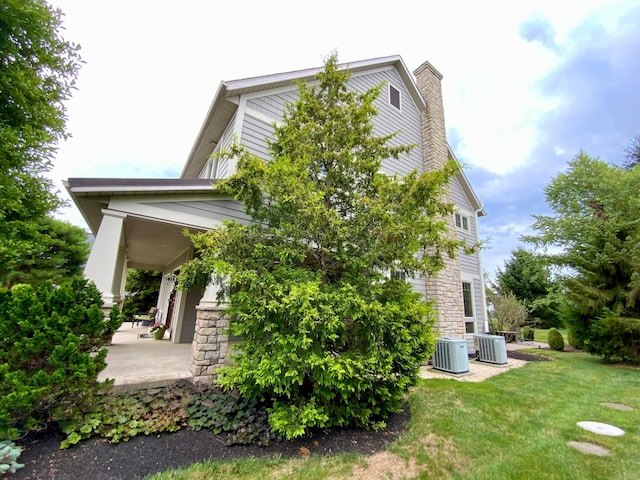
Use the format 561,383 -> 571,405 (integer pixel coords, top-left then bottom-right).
47,0 -> 640,278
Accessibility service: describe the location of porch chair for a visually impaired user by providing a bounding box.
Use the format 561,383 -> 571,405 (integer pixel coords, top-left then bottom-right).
132,307 -> 158,327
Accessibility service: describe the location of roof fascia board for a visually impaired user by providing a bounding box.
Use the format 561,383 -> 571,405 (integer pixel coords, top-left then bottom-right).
181,81 -> 228,178
448,144 -> 486,216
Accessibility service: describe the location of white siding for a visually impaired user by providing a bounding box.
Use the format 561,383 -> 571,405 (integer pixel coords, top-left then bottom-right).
197,114 -> 237,180
150,199 -> 250,224
242,114 -> 275,159
238,68 -> 424,176
347,69 -> 423,176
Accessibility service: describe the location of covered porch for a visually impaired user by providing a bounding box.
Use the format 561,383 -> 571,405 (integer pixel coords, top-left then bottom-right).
64,178 -> 250,345
99,324 -> 193,390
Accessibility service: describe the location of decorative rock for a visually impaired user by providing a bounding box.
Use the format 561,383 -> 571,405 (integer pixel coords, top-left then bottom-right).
568,441 -> 611,456
577,421 -> 625,437
600,402 -> 634,411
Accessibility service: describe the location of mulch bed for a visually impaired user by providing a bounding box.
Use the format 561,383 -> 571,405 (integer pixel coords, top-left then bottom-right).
12,351 -> 558,479
13,406 -> 409,480
507,350 -> 554,362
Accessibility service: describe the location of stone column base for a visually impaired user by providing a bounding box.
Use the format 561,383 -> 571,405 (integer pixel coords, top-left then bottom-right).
190,304 -> 229,383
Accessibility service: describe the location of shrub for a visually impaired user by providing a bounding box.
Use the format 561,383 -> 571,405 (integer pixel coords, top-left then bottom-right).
521,325 -> 534,341
547,328 -> 565,351
0,277 -> 122,440
585,316 -> 640,363
0,440 -> 24,475
557,299 -> 591,347
489,292 -> 527,333
567,329 -> 583,349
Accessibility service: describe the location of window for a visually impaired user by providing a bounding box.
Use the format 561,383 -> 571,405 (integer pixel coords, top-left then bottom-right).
462,282 -> 474,317
455,213 -> 469,231
389,85 -> 401,110
391,269 -> 407,281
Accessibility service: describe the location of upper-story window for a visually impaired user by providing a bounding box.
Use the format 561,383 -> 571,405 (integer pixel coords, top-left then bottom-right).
455,212 -> 469,231
391,269 -> 407,281
389,84 -> 401,111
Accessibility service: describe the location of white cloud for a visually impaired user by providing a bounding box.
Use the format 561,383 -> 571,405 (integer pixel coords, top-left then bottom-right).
45,0 -> 640,283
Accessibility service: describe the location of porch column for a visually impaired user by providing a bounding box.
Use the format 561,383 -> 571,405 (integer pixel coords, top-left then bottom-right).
84,209 -> 127,308
190,274 -> 230,383
190,305 -> 229,383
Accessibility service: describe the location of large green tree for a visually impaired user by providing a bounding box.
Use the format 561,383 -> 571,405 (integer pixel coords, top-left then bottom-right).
524,152 -> 640,341
181,54 -> 467,438
0,217 -> 89,289
0,0 -> 82,275
122,269 -> 163,321
495,247 -> 559,327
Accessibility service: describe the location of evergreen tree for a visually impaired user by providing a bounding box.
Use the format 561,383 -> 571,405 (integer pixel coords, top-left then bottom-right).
122,269 -> 163,320
524,152 -> 640,341
495,247 -> 559,327
0,0 -> 82,274
181,54 -> 467,438
0,218 -> 90,288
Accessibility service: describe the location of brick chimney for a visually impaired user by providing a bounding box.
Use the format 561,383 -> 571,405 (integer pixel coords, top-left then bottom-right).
413,60 -> 465,339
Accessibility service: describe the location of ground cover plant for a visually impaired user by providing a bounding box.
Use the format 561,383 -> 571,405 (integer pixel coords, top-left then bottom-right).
144,351 -> 639,480
58,381 -> 273,449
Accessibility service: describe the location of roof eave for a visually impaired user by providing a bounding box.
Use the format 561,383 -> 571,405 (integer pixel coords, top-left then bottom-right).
181,55 -> 427,179
448,145 -> 486,217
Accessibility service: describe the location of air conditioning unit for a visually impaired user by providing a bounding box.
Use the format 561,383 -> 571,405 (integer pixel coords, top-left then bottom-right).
476,334 -> 508,365
432,338 -> 469,374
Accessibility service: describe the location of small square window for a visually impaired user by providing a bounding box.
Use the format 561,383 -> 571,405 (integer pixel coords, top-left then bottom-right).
389,85 -> 401,110
465,321 -> 475,334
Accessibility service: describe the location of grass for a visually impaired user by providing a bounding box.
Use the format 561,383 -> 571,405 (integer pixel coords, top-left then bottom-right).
534,327 -> 569,344
147,351 -> 640,480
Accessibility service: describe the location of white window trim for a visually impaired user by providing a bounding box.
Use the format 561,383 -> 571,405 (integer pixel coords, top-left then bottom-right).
462,280 -> 475,320
388,84 -> 402,111
454,210 -> 472,231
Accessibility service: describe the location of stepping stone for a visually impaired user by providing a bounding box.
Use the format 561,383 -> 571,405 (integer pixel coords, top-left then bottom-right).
577,421 -> 625,436
568,441 -> 611,456
600,402 -> 634,411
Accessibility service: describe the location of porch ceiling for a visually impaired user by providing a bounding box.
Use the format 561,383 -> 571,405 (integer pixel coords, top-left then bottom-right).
125,217 -> 202,271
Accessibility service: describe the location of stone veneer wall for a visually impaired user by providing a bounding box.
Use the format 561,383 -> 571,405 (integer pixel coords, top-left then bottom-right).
190,304 -> 229,383
413,60 -> 465,339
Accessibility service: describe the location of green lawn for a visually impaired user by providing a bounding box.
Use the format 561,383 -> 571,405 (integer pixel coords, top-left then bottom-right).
147,351 -> 640,480
534,327 -> 569,344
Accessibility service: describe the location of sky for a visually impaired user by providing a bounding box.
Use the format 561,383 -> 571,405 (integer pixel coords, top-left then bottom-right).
47,0 -> 640,279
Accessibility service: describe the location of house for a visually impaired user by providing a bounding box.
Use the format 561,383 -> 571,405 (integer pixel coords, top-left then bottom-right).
65,55 -> 488,382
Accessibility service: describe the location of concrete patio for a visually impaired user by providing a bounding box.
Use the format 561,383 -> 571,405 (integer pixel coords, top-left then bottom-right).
99,324 -> 193,390
99,324 -> 550,391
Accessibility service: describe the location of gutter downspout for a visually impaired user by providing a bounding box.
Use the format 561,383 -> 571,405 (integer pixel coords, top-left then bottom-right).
475,207 -> 490,333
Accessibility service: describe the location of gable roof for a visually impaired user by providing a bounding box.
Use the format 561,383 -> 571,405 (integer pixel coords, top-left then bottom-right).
181,55 -> 424,179
179,55 -> 485,217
